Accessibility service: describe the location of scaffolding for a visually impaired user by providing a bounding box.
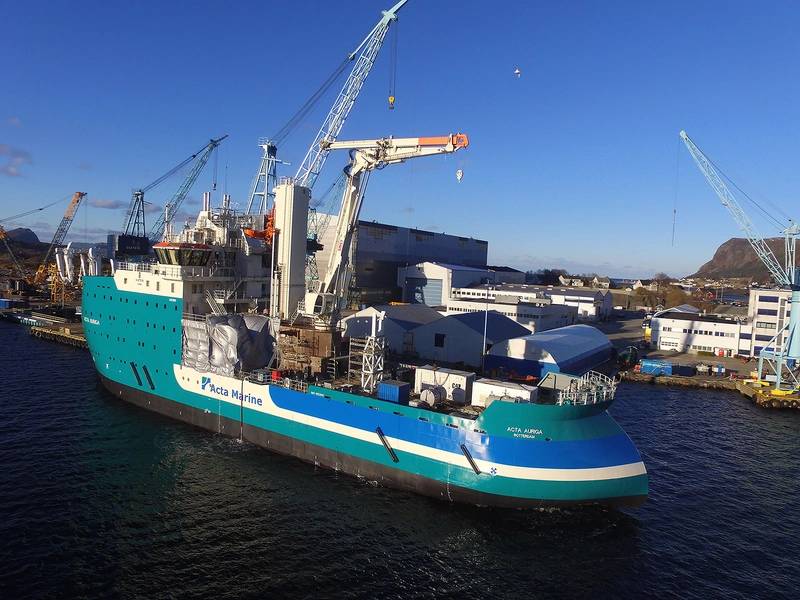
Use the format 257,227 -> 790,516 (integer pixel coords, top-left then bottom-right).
348,335 -> 385,393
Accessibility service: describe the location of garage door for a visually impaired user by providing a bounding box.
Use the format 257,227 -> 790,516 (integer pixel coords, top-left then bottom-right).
405,277 -> 443,306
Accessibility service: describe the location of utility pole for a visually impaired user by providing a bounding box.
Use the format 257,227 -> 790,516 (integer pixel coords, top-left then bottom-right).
481,268 -> 494,371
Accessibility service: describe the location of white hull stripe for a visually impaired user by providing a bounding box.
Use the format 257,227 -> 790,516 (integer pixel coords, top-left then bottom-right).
174,366 -> 647,482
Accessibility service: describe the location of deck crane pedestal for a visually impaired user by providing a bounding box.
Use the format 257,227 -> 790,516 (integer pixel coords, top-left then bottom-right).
680,130 -> 800,391
300,133 -> 469,329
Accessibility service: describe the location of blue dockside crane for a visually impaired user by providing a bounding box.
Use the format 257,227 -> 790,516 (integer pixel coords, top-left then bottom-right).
680,130 -> 800,391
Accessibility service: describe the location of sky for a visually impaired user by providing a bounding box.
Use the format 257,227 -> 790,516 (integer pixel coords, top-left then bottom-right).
2,0 -> 800,278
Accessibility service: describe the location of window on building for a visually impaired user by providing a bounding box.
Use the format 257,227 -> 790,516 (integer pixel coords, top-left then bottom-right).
756,321 -> 776,329
758,308 -> 778,316
434,333 -> 446,348
759,295 -> 779,303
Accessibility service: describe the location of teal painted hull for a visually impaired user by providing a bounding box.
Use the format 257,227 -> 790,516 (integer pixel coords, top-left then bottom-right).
82,276 -> 648,507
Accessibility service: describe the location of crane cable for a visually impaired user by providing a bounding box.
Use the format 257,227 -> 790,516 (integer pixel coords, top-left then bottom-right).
388,20 -> 398,109
271,57 -> 351,145
704,152 -> 789,231
0,194 -> 72,224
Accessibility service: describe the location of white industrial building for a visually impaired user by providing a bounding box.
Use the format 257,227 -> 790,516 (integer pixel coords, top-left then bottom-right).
745,288 -> 793,357
340,304 -> 442,355
445,296 -> 577,332
407,310 -> 530,368
649,304 -> 751,357
315,217 -> 488,305
451,284 -> 612,322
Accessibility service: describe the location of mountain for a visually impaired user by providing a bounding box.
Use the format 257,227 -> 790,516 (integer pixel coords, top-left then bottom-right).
693,237 -> 784,279
5,228 -> 40,244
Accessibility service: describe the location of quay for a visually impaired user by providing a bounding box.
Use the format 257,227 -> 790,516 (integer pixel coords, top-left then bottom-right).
29,324 -> 87,349
620,370 -> 800,410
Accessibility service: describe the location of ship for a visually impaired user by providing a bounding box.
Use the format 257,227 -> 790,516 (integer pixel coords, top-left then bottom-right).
82,132 -> 648,509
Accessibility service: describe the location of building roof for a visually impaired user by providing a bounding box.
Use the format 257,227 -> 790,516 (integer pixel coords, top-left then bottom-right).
488,324 -> 612,365
593,276 -> 611,283
462,282 -> 607,299
711,305 -> 749,318
444,310 -> 530,343
486,265 -> 523,273
430,262 -> 490,272
364,304 -> 443,331
654,311 -> 740,325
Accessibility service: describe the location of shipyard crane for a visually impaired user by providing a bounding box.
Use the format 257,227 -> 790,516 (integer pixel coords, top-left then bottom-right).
148,135 -> 227,242
0,193 -> 85,284
245,0 -> 408,215
34,192 -> 87,285
680,130 -> 800,390
301,133 -> 469,327
121,136 -> 227,243
0,225 -> 27,279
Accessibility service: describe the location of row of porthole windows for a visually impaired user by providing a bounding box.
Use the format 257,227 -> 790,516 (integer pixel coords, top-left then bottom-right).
93,293 -> 178,312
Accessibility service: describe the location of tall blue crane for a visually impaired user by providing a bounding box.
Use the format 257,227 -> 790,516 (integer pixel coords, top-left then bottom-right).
680,130 -> 800,390
122,136 -> 227,243
148,135 -> 227,242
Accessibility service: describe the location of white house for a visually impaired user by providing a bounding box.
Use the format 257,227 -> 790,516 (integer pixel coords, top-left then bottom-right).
558,275 -> 585,287
592,276 -> 611,289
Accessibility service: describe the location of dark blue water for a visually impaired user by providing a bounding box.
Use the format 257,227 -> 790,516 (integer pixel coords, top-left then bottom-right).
1,321 -> 798,599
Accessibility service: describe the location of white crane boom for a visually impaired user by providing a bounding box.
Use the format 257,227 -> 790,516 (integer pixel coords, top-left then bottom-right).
303,133 -> 468,325
294,0 -> 408,190
679,130 -> 790,287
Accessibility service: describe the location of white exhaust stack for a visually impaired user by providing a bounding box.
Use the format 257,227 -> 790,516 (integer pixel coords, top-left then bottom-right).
202,191 -> 211,212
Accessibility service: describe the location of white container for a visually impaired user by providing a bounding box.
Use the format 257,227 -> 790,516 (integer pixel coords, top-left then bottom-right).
414,365 -> 475,405
471,378 -> 537,408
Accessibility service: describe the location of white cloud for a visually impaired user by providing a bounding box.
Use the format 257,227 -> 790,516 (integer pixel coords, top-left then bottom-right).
87,198 -> 127,210
0,144 -> 32,177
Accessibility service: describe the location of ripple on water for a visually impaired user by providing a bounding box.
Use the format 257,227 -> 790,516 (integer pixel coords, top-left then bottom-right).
0,322 -> 798,599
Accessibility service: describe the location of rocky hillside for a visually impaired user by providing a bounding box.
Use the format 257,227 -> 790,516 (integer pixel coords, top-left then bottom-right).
5,228 -> 40,244
693,237 -> 784,279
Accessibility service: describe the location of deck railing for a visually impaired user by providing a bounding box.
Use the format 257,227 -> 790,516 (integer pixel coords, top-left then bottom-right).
115,261 -> 234,280
556,371 -> 617,406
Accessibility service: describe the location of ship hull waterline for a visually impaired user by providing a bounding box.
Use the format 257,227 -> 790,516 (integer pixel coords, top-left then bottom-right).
98,373 -> 647,510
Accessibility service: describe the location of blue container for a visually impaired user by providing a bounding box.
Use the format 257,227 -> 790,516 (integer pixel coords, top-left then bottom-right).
640,359 -> 672,376
377,380 -> 410,404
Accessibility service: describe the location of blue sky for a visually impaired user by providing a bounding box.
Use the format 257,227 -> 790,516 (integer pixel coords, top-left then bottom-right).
2,0 -> 799,278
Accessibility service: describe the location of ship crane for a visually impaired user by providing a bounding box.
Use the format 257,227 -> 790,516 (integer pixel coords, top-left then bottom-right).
302,133 -> 469,327
121,136 -> 227,244
680,130 -> 800,390
245,0 -> 408,216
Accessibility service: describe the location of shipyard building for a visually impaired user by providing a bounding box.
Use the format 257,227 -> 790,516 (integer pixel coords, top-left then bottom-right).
649,288 -> 795,358
316,217 -> 488,305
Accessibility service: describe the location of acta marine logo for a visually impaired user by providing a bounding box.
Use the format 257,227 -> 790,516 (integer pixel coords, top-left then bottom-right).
199,376 -> 264,406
